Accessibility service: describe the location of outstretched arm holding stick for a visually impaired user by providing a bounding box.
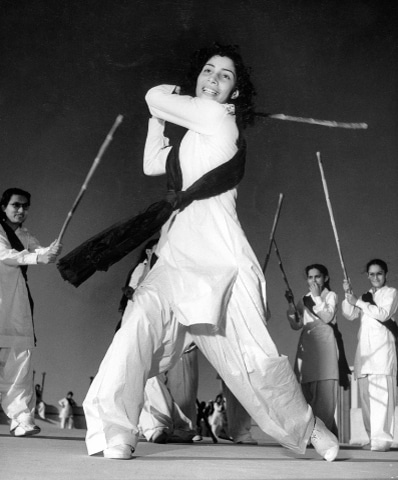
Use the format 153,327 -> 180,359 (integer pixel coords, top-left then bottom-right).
317,152 -> 351,292
56,115 -> 124,244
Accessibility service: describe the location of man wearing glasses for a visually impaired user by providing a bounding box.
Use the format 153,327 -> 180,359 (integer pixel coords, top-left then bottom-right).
0,188 -> 62,436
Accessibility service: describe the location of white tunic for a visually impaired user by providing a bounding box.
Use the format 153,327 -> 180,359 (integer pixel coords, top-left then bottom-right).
0,224 -> 49,349
342,285 -> 398,377
144,85 -> 267,327
294,289 -> 339,383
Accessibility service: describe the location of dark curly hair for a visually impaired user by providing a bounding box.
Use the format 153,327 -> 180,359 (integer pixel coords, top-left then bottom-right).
181,43 -> 256,129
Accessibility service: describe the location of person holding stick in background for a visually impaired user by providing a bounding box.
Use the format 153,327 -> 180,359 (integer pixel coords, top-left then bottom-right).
0,187 -> 62,436
342,259 -> 398,452
286,264 -> 340,437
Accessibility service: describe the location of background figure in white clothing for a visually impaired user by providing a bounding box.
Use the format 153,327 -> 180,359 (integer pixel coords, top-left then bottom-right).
342,259 -> 398,452
139,345 -> 198,443
116,238 -> 159,332
58,391 -> 76,429
286,264 -> 340,437
119,240 -> 198,443
83,44 -> 339,462
0,187 -> 62,437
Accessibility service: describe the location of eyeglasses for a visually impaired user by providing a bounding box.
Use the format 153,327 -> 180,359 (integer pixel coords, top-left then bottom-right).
9,202 -> 30,210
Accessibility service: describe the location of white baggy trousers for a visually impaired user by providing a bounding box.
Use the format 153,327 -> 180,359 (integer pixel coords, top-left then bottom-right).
83,265 -> 314,455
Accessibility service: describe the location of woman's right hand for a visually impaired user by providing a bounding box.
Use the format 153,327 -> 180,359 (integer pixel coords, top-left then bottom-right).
343,279 -> 352,294
284,289 -> 294,304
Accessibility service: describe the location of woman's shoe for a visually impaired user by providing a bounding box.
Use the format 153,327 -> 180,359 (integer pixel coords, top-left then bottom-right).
103,444 -> 134,460
310,417 -> 339,462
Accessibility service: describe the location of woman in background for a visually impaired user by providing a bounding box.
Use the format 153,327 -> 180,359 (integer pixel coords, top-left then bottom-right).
286,264 -> 339,437
342,259 -> 398,451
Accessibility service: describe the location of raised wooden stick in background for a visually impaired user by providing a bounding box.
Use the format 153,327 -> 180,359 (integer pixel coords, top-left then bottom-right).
57,114 -> 124,244
262,193 -> 284,274
317,151 -> 350,285
255,112 -> 368,129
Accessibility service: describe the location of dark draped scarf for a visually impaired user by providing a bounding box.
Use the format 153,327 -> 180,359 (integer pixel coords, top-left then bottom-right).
361,291 -> 398,385
303,294 -> 351,389
57,134 -> 246,287
0,216 -> 36,344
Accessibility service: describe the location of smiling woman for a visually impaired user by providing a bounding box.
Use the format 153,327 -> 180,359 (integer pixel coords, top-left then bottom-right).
342,259 -> 398,452
82,43 -> 339,462
195,55 -> 239,104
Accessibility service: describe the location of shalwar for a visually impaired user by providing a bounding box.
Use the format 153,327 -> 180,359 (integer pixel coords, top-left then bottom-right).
139,345 -> 198,442
342,285 -> 398,450
125,258 -> 199,441
83,85 -> 314,455
139,372 -> 195,442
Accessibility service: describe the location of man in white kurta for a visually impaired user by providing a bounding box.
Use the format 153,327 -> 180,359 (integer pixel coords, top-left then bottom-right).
84,59 -> 338,461
0,188 -> 62,436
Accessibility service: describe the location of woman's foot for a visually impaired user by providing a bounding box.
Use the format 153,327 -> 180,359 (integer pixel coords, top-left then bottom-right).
103,444 -> 134,460
310,417 -> 339,462
10,419 -> 41,437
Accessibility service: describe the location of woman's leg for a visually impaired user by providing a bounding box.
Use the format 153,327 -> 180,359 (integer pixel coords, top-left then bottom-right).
189,275 -> 334,456
166,347 -> 199,427
362,374 -> 396,451
83,266 -> 188,456
0,347 -> 38,435
302,380 -> 338,437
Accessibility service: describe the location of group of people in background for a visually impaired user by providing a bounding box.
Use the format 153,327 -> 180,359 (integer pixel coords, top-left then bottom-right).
0,42 -> 397,465
286,261 -> 397,452
115,244 -> 397,454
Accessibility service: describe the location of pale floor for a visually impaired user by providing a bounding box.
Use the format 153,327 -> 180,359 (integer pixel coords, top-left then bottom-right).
1,417 -> 398,480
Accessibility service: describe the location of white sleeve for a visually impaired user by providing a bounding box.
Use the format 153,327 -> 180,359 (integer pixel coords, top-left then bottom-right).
143,117 -> 172,176
145,85 -> 230,135
0,230 -> 38,265
356,288 -> 398,323
341,298 -> 360,321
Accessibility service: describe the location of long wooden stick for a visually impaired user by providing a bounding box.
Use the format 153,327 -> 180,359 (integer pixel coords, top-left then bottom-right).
272,239 -> 300,318
262,193 -> 284,274
317,151 -> 350,283
57,115 -> 124,243
255,112 -> 368,129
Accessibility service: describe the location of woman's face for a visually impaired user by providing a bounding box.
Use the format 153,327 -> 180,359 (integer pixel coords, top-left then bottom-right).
306,268 -> 327,289
367,264 -> 386,290
195,55 -> 238,104
1,194 -> 30,226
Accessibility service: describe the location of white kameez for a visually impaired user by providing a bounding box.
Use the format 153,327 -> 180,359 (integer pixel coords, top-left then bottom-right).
342,285 -> 398,449
83,85 -> 314,455
0,224 -> 51,422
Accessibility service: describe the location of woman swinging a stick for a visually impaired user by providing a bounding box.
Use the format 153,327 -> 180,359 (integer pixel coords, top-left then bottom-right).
82,43 -> 339,461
